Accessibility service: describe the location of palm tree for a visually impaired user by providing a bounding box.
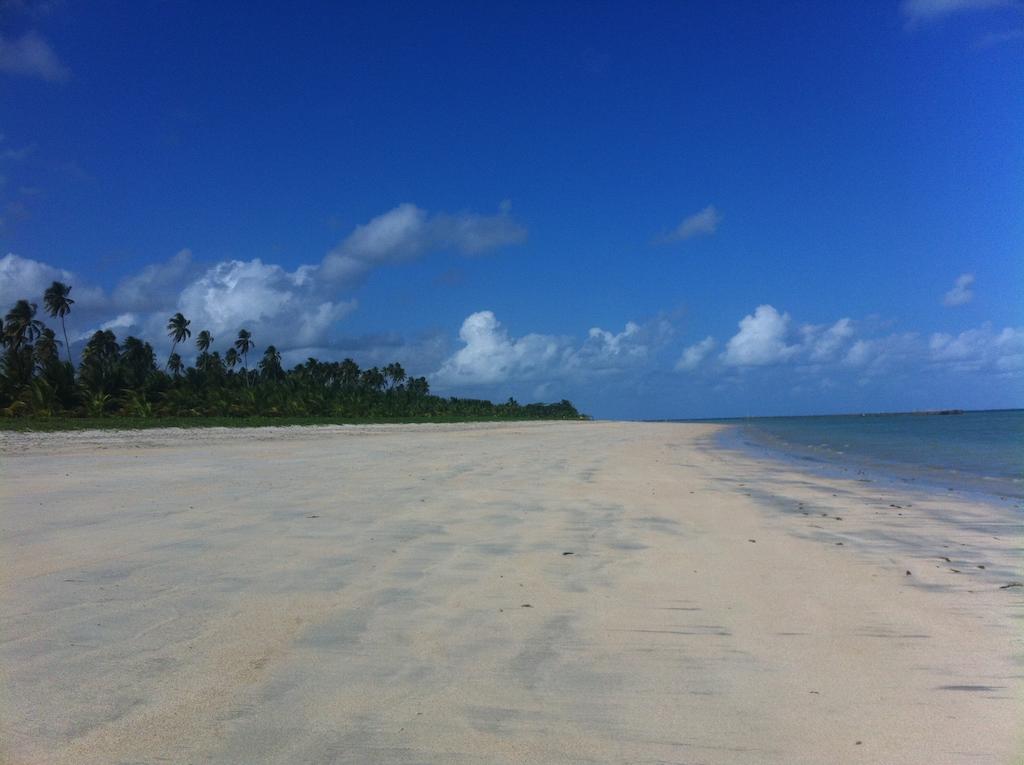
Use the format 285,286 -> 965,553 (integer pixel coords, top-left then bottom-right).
43,281 -> 75,366
3,300 -> 45,350
33,328 -> 60,366
225,347 -> 239,371
167,352 -> 184,378
196,330 -> 213,353
258,345 -> 283,380
194,330 -> 213,372
165,312 -> 191,369
234,329 -> 253,383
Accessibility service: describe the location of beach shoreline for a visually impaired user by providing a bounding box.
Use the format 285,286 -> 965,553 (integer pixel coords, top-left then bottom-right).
2,421 -> 1021,764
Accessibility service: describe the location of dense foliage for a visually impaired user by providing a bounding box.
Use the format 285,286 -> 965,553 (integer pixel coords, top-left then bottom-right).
1,284 -> 583,422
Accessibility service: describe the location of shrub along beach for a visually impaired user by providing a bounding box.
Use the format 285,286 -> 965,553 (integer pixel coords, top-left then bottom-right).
0,283 -> 582,427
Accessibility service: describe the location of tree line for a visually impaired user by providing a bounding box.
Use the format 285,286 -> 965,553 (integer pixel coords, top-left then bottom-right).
0,282 -> 582,421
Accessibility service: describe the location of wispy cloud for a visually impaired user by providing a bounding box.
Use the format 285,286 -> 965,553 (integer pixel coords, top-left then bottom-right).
659,205 -> 722,244
0,31 -> 68,82
900,0 -> 1016,25
976,26 -> 1024,44
675,336 -> 716,372
320,203 -> 527,284
943,273 -> 975,306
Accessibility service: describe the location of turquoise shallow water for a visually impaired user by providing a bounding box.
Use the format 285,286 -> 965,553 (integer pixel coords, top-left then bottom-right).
685,409 -> 1024,499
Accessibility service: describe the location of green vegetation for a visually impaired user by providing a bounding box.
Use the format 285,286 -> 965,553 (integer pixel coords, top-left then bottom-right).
1,283 -> 584,426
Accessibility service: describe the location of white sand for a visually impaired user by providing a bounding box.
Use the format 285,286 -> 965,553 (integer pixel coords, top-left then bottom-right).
1,421 -> 1021,764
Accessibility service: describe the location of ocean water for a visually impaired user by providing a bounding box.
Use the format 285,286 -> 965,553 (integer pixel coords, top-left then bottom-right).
702,410 -> 1024,499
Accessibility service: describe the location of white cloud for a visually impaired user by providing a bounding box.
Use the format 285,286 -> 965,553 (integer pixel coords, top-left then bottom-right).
331,203 -> 429,266
901,0 -> 1012,24
112,249 -> 195,310
0,31 -> 69,82
577,322 -> 644,367
433,311 -> 567,386
675,336 -> 716,371
839,332 -> 921,380
71,257 -> 358,355
661,205 -> 722,243
721,305 -> 799,366
994,327 -> 1024,370
75,312 -> 137,341
0,252 -> 72,307
929,324 -> 1024,372
321,203 -> 526,283
943,273 -> 975,307
801,317 -> 855,361
843,339 -> 875,367
177,259 -> 357,349
433,312 -> 663,388
432,209 -> 528,254
15,201 -> 523,356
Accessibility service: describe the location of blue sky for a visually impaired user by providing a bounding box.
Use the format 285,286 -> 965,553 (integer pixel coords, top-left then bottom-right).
1,0 -> 1022,418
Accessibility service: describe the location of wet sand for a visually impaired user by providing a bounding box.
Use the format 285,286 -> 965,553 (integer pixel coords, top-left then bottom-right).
1,421 -> 1021,764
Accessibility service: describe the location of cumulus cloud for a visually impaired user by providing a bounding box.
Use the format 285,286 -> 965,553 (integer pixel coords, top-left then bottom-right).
578,318 -> 672,374
0,252 -> 72,306
943,273 -> 975,307
176,259 -> 356,349
929,325 -> 1024,372
112,249 -> 195,311
841,332 -> 954,380
840,324 -> 1023,378
675,336 -> 716,372
801,317 -> 855,361
840,334 -> 922,376
433,311 -> 567,386
901,0 -> 1013,24
0,31 -> 69,82
321,203 -> 526,283
0,252 -> 106,310
721,305 -> 800,366
660,205 -> 722,243
3,201 -> 526,358
433,311 -> 664,389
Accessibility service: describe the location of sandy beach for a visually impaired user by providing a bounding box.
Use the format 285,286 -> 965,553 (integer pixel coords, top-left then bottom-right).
1,421 -> 1021,764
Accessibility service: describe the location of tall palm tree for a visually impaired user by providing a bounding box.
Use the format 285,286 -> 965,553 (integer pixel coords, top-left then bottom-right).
224,347 -> 239,371
195,330 -> 213,371
43,281 -> 75,366
3,300 -> 45,350
234,329 -> 253,383
165,312 -> 191,370
196,330 -> 213,353
258,345 -> 283,380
